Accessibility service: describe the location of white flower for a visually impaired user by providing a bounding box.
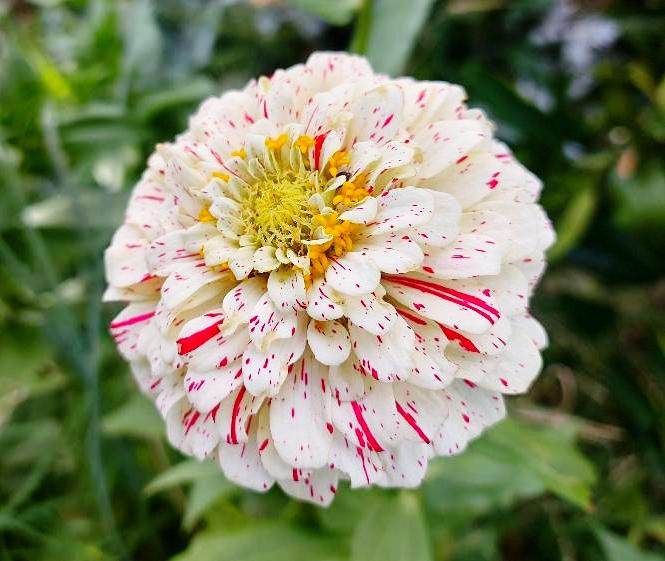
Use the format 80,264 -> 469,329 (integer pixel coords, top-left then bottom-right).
531,0 -> 619,97
105,52 -> 555,505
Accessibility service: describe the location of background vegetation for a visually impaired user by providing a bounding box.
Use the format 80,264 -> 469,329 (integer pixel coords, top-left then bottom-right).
1,0 -> 664,559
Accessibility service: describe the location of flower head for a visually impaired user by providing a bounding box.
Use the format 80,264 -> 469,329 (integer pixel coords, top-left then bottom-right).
105,52 -> 554,505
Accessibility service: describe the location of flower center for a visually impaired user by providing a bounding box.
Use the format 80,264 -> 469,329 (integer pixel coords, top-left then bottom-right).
239,165 -> 318,256
203,135 -> 373,279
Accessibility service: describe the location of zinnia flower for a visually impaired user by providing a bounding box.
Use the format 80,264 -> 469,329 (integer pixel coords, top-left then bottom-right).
105,52 -> 554,505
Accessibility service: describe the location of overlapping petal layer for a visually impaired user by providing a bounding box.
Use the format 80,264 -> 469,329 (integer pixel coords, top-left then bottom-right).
105,52 -> 554,505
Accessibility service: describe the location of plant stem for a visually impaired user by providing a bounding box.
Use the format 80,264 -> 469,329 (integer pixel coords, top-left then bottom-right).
350,0 -> 373,55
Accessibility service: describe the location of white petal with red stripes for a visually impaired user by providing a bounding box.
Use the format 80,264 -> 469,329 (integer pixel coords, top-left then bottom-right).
105,52 -> 553,505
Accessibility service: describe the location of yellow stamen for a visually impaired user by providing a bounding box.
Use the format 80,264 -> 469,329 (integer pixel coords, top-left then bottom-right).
265,133 -> 289,152
332,176 -> 370,207
294,135 -> 314,154
212,171 -> 230,182
231,148 -> 246,159
308,213 -> 359,277
327,150 -> 350,178
314,212 -> 339,228
198,206 -> 215,223
239,166 -> 318,251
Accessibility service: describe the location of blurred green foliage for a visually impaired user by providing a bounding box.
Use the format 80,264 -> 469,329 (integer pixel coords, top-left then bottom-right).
1,0 -> 664,560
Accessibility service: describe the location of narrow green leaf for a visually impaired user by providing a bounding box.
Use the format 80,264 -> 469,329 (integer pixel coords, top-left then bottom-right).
0,327 -> 63,421
170,523 -> 343,561
182,476 -> 234,530
351,492 -> 432,561
548,186 -> 598,262
287,0 -> 361,26
101,393 -> 164,440
25,50 -> 73,100
363,0 -> 435,75
135,78 -> 216,121
656,76 -> 665,115
144,459 -> 221,496
119,0 -> 163,92
594,527 -> 664,561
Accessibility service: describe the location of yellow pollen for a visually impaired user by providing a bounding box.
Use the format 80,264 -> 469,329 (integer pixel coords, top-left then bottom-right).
314,212 -> 339,228
223,135 -> 360,278
295,135 -> 315,154
327,150 -> 350,177
231,148 -> 246,159
265,133 -> 289,152
309,213 -> 359,276
198,206 -> 215,223
239,166 -> 318,252
332,174 -> 370,207
212,171 -> 230,182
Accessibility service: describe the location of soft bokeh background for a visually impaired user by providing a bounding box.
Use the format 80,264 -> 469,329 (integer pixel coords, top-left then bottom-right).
1,0 -> 664,559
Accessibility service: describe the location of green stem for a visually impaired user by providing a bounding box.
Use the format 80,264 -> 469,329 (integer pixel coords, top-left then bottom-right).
350,0 -> 373,55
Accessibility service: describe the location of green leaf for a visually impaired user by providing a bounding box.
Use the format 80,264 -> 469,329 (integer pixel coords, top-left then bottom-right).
645,516 -> 665,546
424,439 -> 544,517
351,492 -> 432,561
25,49 -> 73,101
119,0 -> 163,91
490,419 -> 596,509
101,393 -> 164,440
485,418 -> 597,510
656,75 -> 665,115
594,527 -> 664,561
134,78 -> 216,121
0,327 -> 64,421
426,417 -> 596,514
611,161 -> 665,235
183,476 -> 234,530
317,486 -> 380,534
362,0 -> 435,75
287,0 -> 361,26
548,185 -> 598,262
170,522 -> 343,561
144,459 -> 221,496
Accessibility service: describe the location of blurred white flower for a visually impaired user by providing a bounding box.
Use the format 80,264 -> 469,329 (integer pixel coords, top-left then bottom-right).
105,52 -> 554,505
516,79 -> 555,112
531,0 -> 620,97
22,195 -> 71,228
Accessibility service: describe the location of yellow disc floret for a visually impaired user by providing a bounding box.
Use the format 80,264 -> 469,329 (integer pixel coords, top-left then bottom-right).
239,167 -> 319,253
198,205 -> 216,222
294,135 -> 315,155
265,133 -> 289,152
309,212 -> 360,276
332,173 -> 370,207
327,150 -> 350,177
216,135 -> 365,278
